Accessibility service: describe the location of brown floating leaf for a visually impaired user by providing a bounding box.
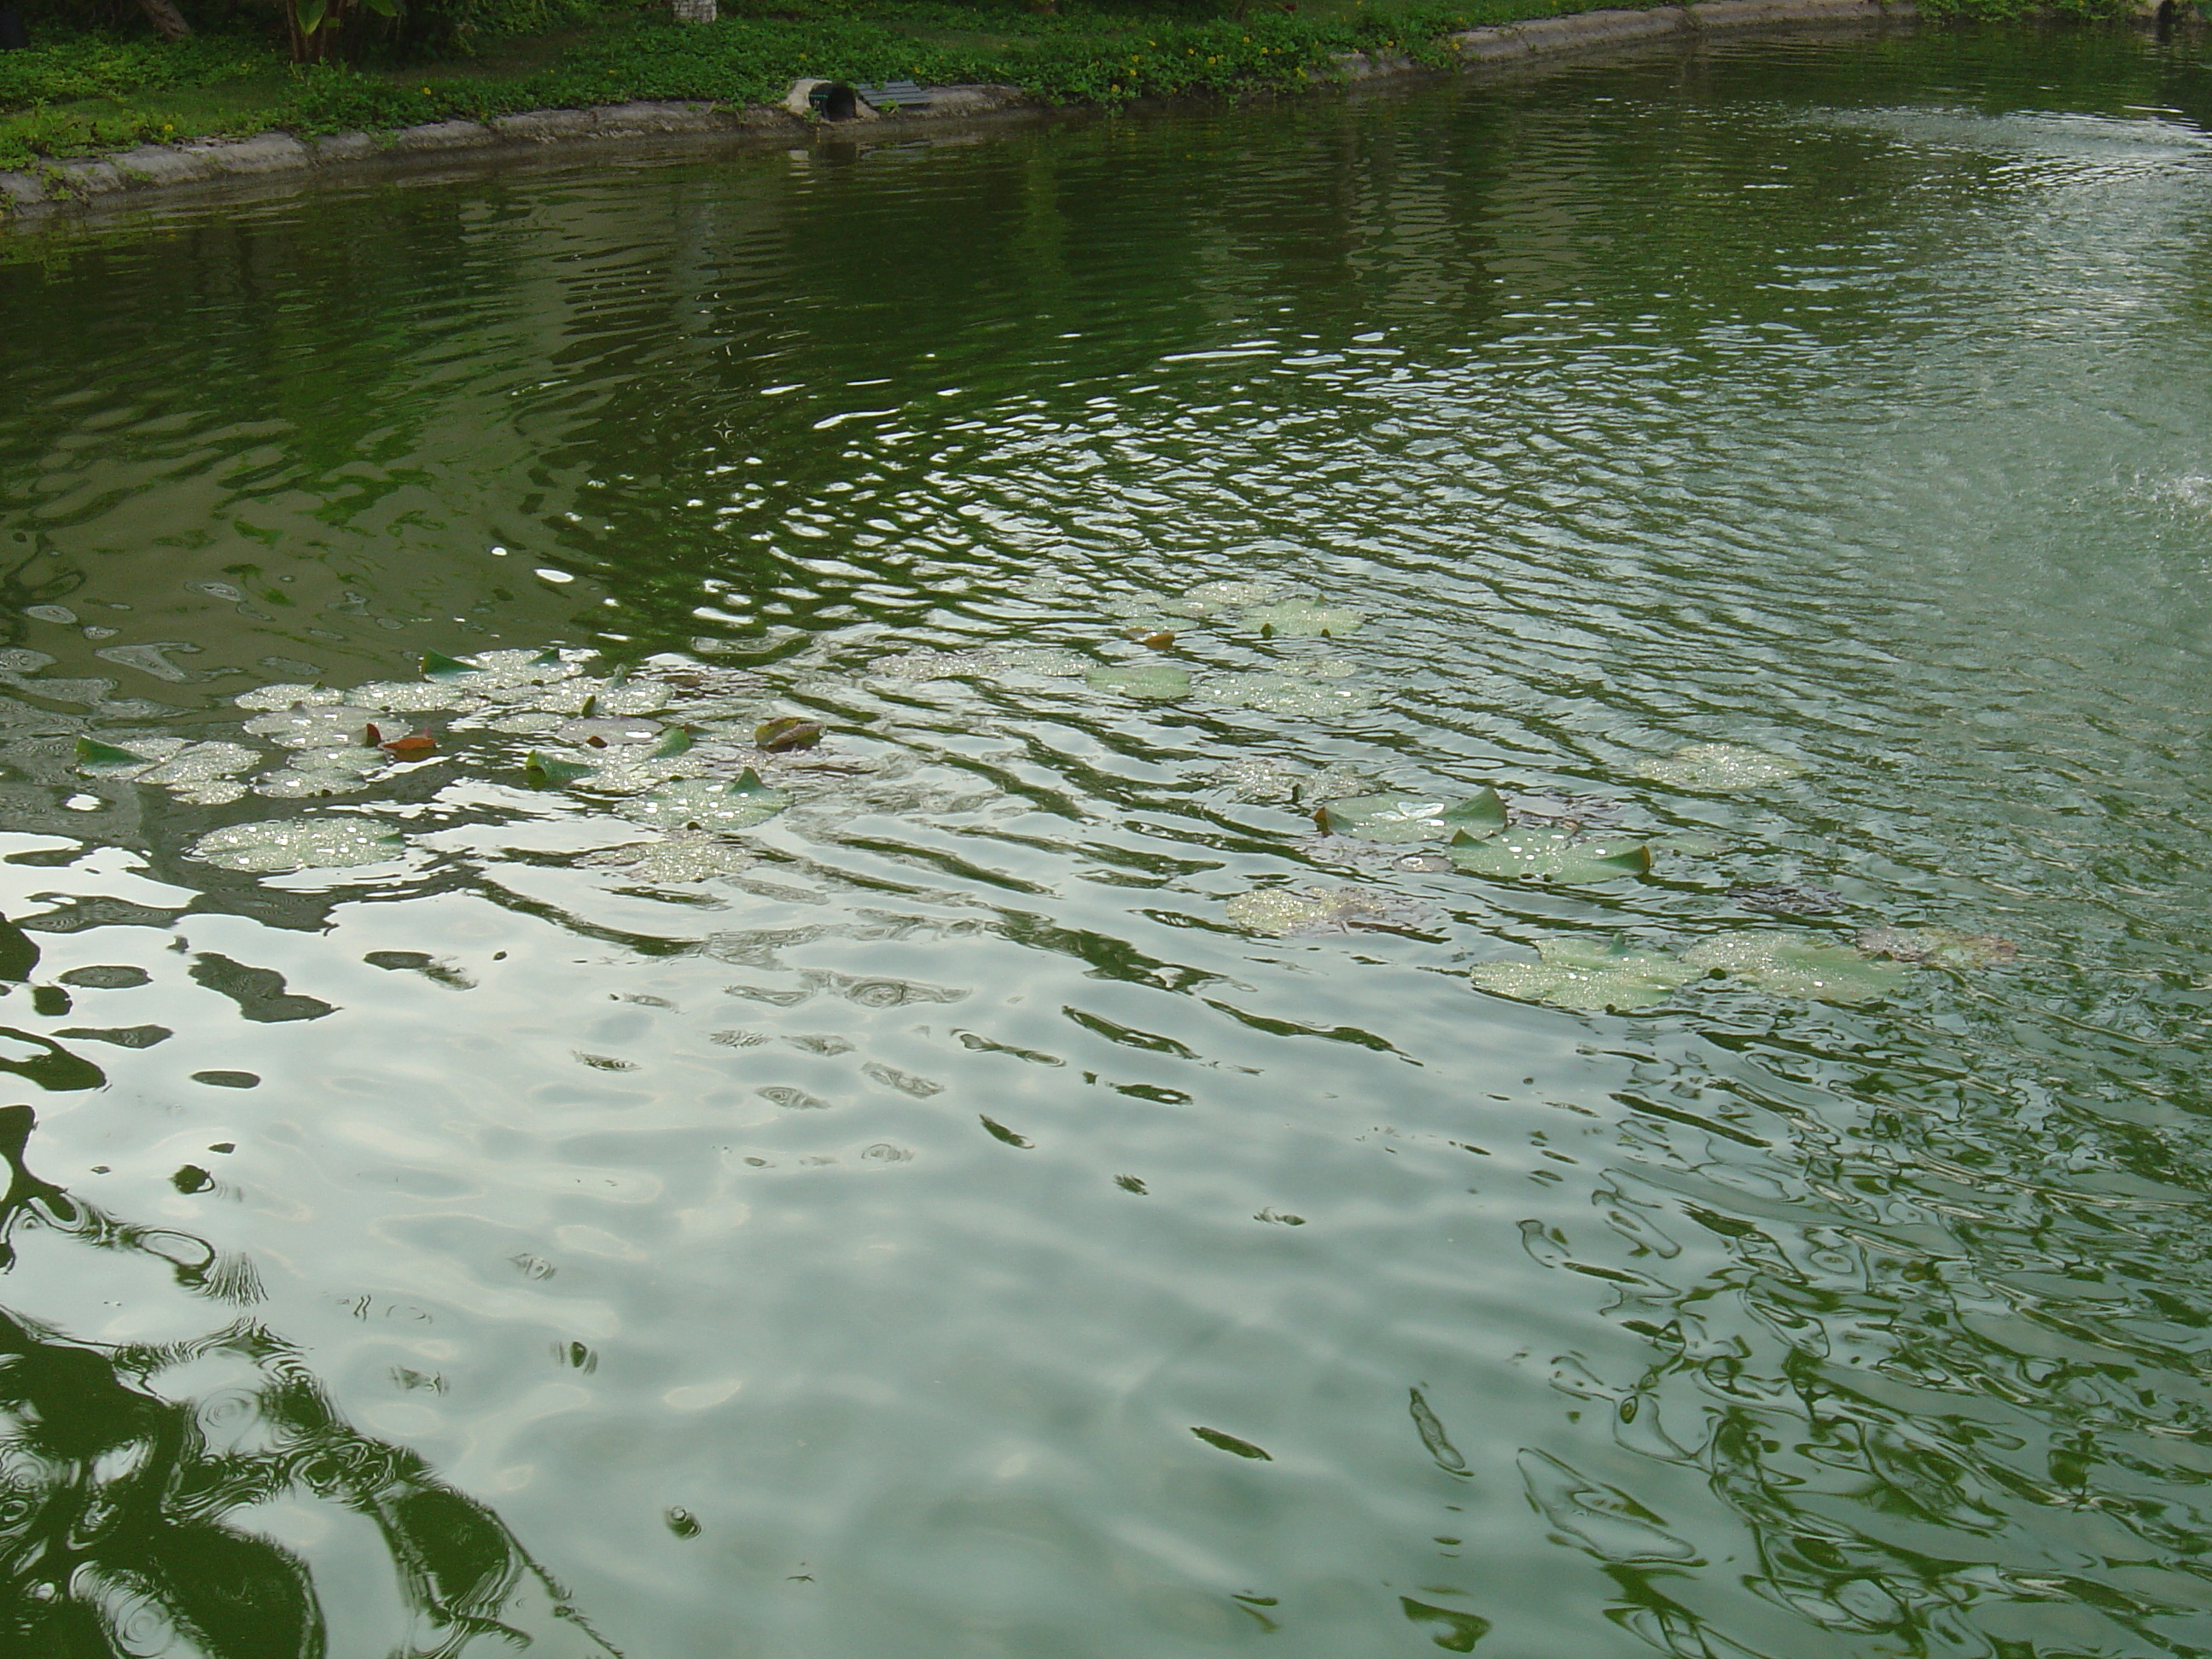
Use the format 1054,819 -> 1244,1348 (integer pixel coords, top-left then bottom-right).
362,723 -> 382,748
378,727 -> 437,758
1122,627 -> 1177,649
756,717 -> 824,754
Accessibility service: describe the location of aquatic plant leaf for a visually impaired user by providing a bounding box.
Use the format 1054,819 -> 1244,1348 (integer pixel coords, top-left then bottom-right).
74,736 -> 150,771
1469,939 -> 1696,1011
755,717 -> 824,753
979,1115 -> 1033,1148
1644,742 -> 1807,790
377,726 -> 437,758
421,650 -> 475,678
1190,1426 -> 1272,1460
653,725 -> 694,758
618,774 -> 789,830
525,751 -> 596,786
188,818 -> 407,873
1123,627 -> 1176,649
1241,599 -> 1365,637
1681,931 -> 1908,1004
1198,672 -> 1377,716
1318,789 -> 1505,843
1225,885 -> 1440,937
1086,663 -> 1190,700
1854,925 -> 2018,969
1448,829 -> 1651,883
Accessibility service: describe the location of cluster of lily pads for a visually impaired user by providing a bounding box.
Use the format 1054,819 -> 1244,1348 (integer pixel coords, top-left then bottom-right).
68,648 -> 820,876
1214,754 -> 2012,1014
864,579 -> 1377,717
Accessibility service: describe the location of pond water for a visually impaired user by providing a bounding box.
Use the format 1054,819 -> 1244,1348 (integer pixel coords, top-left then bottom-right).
3,22 -> 2212,1658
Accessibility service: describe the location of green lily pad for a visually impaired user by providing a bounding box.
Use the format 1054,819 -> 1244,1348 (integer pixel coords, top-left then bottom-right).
618,771 -> 790,830
422,650 -> 476,678
1197,672 -> 1378,716
188,818 -> 407,873
1854,926 -> 2018,969
1447,828 -> 1651,883
1318,789 -> 1505,844
756,717 -> 823,753
1242,599 -> 1365,637
74,736 -> 152,772
1087,663 -> 1191,701
1644,742 -> 1807,791
1470,939 -> 1697,1011
1225,885 -> 1440,936
1681,932 -> 1908,1004
653,725 -> 695,759
526,751 -> 597,786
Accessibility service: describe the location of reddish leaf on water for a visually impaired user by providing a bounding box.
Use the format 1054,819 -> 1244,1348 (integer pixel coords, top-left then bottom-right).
1122,626 -> 1176,649
363,724 -> 383,748
379,727 -> 437,758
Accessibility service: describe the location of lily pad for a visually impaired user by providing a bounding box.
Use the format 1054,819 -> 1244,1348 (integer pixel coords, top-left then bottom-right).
559,716 -> 664,748
1681,932 -> 1908,1004
617,771 -> 790,830
1086,663 -> 1191,701
1197,672 -> 1377,717
1644,742 -> 1807,791
422,649 -> 477,678
188,818 -> 407,873
577,829 -> 758,885
1447,828 -> 1651,883
653,725 -> 695,758
1470,939 -> 1698,1011
1855,926 -> 2018,969
756,717 -> 824,753
1242,599 -> 1365,637
526,751 -> 597,786
74,736 -> 154,772
1225,884 -> 1439,936
1318,789 -> 1505,844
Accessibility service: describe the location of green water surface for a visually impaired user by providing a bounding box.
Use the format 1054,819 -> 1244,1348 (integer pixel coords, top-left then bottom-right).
3,24 -> 2211,1658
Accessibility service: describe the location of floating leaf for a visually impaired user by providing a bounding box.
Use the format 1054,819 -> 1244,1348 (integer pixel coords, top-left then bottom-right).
1448,828 -> 1651,883
1197,672 -> 1377,716
1733,882 -> 1845,916
653,725 -> 694,758
1087,663 -> 1190,700
1681,932 -> 1908,1004
1123,627 -> 1176,649
421,649 -> 476,678
1190,1426 -> 1272,1460
1644,742 -> 1807,791
378,726 -> 437,759
756,717 -> 824,753
577,829 -> 756,885
1317,789 -> 1505,844
979,1115 -> 1033,1148
1854,926 -> 2018,969
1225,885 -> 1440,937
525,751 -> 597,786
618,774 -> 789,830
1241,599 -> 1365,637
74,736 -> 150,771
1469,939 -> 1697,1011
187,818 -> 407,873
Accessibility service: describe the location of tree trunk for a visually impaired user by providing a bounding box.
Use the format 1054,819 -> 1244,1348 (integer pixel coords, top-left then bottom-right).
671,0 -> 716,22
136,0 -> 194,40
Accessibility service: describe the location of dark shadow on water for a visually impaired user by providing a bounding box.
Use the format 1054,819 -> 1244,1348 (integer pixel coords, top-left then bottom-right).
0,1103 -> 618,1658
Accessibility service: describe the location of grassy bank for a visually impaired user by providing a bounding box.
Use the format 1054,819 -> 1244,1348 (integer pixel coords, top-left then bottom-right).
0,0 -> 2140,171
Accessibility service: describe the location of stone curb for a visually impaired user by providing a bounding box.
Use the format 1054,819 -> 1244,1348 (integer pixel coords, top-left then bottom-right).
0,2 -> 1908,217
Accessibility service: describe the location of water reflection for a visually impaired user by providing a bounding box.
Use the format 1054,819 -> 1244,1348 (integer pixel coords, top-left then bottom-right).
0,23 -> 2210,1659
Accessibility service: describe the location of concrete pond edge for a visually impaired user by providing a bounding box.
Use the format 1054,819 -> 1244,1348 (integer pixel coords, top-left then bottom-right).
3,0 -> 1925,218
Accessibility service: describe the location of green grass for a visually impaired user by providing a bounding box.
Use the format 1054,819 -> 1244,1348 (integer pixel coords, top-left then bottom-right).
0,0 -> 2143,173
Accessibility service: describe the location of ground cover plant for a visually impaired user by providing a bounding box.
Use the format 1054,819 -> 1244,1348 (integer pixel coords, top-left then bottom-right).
0,0 -> 2147,171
